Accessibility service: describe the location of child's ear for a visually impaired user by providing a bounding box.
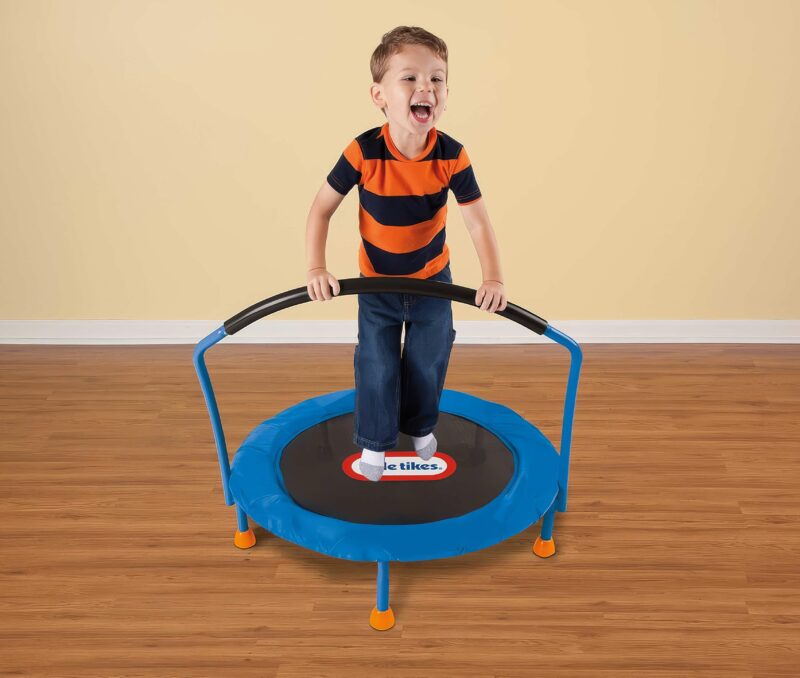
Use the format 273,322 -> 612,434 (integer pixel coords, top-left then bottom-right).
370,82 -> 385,110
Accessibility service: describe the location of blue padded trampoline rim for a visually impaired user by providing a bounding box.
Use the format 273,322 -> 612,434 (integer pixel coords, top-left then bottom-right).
229,388 -> 560,563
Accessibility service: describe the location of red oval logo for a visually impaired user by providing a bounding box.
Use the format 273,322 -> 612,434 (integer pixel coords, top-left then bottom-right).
342,451 -> 457,481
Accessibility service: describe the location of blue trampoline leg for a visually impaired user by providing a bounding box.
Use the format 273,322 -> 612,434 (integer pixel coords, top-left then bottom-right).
377,562 -> 389,611
233,503 -> 256,549
369,561 -> 395,631
533,503 -> 557,558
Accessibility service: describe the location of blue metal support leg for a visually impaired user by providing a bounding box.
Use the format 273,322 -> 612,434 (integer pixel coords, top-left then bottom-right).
236,504 -> 249,532
533,502 -> 557,558
377,562 -> 389,611
233,503 -> 256,549
540,504 -> 556,541
369,561 -> 395,630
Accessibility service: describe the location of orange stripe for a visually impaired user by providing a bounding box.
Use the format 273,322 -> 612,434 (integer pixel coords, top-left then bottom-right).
359,244 -> 450,279
361,158 -> 460,196
359,204 -> 448,253
342,139 -> 363,173
452,146 -> 472,173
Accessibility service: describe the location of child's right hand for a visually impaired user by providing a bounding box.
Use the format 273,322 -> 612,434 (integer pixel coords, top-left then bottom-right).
306,267 -> 341,301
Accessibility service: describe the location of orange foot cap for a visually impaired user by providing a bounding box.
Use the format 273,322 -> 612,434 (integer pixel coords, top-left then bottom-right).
369,606 -> 395,631
234,528 -> 256,549
533,536 -> 556,558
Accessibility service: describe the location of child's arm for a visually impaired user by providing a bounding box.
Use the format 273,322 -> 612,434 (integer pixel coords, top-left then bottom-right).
459,198 -> 508,313
305,181 -> 346,301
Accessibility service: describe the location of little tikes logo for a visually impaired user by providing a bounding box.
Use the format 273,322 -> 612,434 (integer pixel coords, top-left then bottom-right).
342,451 -> 457,482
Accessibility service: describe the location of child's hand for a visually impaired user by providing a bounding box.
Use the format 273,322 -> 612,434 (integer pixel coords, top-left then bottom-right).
475,280 -> 507,313
306,267 -> 340,301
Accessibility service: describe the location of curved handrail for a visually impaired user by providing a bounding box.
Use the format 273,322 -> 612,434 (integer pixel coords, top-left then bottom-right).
193,278 -> 582,511
224,278 -> 548,336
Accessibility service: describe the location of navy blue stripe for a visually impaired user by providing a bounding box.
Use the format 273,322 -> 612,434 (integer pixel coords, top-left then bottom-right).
358,127 -> 464,161
450,165 -> 481,204
358,129 -> 396,161
363,227 -> 447,276
358,186 -> 449,226
326,154 -> 361,195
432,132 -> 463,161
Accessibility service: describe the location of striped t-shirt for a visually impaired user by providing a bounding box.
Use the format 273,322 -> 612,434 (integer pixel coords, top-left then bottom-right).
326,122 -> 482,278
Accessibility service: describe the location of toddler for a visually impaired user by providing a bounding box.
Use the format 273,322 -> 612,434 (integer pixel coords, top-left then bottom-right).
305,26 -> 507,481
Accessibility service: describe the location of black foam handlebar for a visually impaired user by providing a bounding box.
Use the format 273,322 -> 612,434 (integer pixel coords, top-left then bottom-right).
223,278 -> 548,336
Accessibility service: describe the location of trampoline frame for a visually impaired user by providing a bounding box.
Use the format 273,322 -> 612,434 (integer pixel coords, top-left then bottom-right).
193,277 -> 582,630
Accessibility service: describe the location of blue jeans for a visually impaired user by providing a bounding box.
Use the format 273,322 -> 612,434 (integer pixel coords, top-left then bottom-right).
353,263 -> 457,452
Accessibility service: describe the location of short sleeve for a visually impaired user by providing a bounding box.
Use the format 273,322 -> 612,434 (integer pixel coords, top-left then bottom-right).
449,146 -> 482,205
326,139 -> 364,196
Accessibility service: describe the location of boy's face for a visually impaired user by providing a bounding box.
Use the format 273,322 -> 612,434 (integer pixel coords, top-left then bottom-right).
370,44 -> 448,135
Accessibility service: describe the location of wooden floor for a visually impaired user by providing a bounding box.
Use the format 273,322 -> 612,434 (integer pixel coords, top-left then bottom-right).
1,343 -> 798,677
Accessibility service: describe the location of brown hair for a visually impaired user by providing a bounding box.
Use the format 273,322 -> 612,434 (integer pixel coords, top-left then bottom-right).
370,26 -> 449,84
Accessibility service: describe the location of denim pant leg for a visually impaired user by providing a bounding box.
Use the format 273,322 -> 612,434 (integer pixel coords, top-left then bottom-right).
399,264 -> 457,437
353,278 -> 404,452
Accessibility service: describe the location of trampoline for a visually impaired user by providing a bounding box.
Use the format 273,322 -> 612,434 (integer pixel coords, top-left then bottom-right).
193,277 -> 582,631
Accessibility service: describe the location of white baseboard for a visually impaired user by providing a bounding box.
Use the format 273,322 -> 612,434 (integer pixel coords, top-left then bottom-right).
0,320 -> 798,344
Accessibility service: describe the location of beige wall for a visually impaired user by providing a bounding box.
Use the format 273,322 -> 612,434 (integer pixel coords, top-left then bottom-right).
1,0 -> 798,322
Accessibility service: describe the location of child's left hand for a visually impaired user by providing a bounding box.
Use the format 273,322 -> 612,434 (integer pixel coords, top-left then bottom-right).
475,281 -> 507,313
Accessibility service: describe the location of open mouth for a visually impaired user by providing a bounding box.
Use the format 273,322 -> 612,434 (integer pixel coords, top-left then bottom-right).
410,103 -> 433,123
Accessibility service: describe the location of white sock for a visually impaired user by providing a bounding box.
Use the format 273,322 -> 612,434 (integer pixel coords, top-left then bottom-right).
360,448 -> 385,467
412,432 -> 434,450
